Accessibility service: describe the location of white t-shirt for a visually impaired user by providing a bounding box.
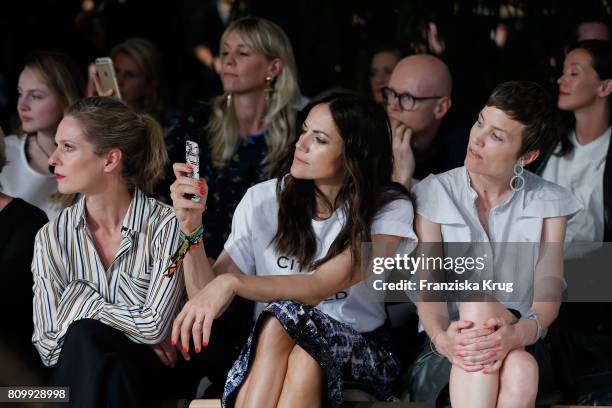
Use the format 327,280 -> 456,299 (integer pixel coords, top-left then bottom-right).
0,135 -> 60,219
541,128 -> 610,247
412,166 -> 582,318
224,178 -> 417,333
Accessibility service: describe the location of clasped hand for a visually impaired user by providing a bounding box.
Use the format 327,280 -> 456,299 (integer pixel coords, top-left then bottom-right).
435,317 -> 516,373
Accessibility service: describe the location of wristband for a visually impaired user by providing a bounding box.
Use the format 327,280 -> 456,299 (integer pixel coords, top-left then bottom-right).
166,225 -> 204,276
523,311 -> 542,345
429,332 -> 443,357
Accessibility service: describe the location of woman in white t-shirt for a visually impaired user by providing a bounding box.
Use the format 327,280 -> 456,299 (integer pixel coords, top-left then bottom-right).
169,92 -> 416,407
540,39 -> 612,250
0,52 -> 84,219
411,81 -> 581,408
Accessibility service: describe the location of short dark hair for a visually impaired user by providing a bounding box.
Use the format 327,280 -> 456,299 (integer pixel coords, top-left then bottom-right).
486,81 -> 564,158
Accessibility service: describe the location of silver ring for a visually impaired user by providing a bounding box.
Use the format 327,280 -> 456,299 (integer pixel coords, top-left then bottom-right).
194,320 -> 202,326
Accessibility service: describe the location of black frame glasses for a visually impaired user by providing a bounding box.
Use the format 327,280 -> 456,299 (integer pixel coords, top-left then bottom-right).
381,87 -> 443,111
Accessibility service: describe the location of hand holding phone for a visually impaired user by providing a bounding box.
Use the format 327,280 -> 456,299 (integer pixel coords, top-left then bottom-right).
94,57 -> 121,99
185,140 -> 201,202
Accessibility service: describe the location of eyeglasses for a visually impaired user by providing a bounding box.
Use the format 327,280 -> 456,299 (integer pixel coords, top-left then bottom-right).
381,87 -> 443,111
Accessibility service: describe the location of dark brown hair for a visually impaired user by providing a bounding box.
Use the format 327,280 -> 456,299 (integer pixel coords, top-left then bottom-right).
272,91 -> 410,271
486,81 -> 564,159
557,40 -> 612,156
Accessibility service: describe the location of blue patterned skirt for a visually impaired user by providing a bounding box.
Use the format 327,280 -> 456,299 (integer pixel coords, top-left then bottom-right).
222,300 -> 400,408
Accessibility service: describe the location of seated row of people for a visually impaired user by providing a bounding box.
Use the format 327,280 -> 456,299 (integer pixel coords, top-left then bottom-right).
0,15 -> 611,407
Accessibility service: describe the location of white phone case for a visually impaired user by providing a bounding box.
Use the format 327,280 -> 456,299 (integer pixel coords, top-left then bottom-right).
185,140 -> 201,202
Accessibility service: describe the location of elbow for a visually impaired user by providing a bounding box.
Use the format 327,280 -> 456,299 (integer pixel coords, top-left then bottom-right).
33,342 -> 56,368
547,305 -> 561,325
307,277 -> 352,307
303,295 -> 324,307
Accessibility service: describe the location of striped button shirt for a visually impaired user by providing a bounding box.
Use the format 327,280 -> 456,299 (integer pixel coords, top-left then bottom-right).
32,189 -> 184,367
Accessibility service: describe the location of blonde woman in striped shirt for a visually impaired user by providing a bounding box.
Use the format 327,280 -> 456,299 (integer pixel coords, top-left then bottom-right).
32,97 -> 191,406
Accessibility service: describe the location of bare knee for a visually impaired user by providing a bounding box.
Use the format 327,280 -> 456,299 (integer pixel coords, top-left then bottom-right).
285,345 -> 323,387
256,315 -> 294,354
500,350 -> 539,400
459,301 -> 511,326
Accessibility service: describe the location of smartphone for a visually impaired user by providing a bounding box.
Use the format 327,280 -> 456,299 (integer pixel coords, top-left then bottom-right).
94,57 -> 122,100
185,140 -> 201,202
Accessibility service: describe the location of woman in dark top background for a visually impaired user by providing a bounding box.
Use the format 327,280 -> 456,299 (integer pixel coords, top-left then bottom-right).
0,129 -> 49,386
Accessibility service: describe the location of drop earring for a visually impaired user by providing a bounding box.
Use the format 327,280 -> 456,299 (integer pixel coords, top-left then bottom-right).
510,159 -> 525,192
264,76 -> 274,103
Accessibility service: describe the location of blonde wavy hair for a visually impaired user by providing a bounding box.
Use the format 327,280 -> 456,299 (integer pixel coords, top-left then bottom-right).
207,17 -> 300,173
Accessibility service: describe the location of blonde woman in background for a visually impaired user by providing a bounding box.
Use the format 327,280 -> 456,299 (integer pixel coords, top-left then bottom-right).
88,38 -> 177,128
0,52 -> 84,219
163,16 -> 301,259
111,38 -> 164,116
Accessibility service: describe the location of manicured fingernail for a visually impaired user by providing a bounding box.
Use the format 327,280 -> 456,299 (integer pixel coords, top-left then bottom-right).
195,347 -> 201,353
202,340 -> 208,347
171,339 -> 176,346
182,346 -> 188,353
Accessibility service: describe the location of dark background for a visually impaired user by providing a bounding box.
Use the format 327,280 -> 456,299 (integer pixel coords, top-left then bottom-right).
0,0 -> 610,133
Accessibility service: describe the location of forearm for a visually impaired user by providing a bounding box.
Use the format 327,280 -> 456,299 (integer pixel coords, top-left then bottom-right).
512,301 -> 560,348
56,270 -> 185,344
100,269 -> 186,343
33,279 -> 105,367
183,243 -> 216,298
392,170 -> 412,189
418,301 -> 451,340
231,273 -> 349,306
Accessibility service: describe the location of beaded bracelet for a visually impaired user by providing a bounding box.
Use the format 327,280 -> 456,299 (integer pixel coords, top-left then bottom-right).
167,225 -> 204,276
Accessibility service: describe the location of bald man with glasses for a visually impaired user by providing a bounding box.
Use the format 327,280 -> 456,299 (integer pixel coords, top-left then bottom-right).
385,54 -> 466,187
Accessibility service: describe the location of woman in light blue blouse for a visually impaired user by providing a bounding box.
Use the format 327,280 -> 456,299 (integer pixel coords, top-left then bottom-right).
411,82 -> 581,407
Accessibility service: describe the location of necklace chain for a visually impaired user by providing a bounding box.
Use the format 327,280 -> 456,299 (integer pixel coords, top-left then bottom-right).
31,134 -> 54,158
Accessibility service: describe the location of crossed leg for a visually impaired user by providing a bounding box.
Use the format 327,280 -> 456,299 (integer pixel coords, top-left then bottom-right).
235,315 -> 324,408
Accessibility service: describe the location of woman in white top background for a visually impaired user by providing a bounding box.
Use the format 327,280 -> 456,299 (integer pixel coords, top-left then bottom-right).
0,52 -> 84,219
539,39 -> 612,248
169,91 -> 416,408
411,81 -> 581,408
536,39 -> 612,404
